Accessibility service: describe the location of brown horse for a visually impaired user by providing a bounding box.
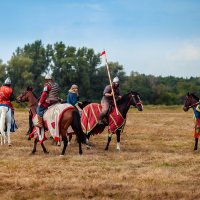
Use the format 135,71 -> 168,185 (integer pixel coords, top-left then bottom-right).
17,89 -> 86,155
81,91 -> 143,151
183,92 -> 200,150
17,87 -> 38,136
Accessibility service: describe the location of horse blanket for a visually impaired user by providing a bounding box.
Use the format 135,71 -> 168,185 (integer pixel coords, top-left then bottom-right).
81,103 -> 125,135
31,103 -> 74,143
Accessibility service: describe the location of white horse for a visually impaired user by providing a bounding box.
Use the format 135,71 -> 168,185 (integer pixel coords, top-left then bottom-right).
0,106 -> 12,145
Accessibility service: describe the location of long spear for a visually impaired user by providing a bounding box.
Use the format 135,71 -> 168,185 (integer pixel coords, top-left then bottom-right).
99,50 -> 119,115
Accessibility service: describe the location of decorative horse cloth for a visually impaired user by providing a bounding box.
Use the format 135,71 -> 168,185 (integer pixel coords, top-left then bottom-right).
192,105 -> 200,138
81,103 -> 125,135
31,103 -> 74,143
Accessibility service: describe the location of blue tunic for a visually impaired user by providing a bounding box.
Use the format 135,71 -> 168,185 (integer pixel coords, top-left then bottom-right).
67,92 -> 78,106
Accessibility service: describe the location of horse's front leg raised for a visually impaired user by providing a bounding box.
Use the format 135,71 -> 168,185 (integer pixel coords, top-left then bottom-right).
105,133 -> 112,151
194,138 -> 198,150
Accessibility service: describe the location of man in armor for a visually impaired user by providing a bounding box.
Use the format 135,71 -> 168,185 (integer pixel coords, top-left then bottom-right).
98,76 -> 122,125
0,77 -> 18,131
36,74 -> 60,127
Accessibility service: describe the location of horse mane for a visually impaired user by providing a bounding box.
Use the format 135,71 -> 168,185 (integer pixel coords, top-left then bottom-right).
117,91 -> 139,104
190,93 -> 199,101
27,88 -> 38,100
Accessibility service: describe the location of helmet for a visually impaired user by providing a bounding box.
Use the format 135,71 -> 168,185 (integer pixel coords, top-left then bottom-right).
4,77 -> 11,85
113,77 -> 119,83
45,73 -> 52,80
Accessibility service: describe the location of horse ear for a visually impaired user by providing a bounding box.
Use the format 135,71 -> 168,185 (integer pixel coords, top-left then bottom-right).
187,92 -> 190,96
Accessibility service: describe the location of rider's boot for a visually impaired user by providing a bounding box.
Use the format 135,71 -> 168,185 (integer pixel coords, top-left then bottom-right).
36,115 -> 43,128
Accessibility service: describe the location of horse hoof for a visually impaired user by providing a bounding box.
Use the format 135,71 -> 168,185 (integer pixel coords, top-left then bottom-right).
44,151 -> 49,154
8,144 -> 12,146
105,147 -> 108,151
31,151 -> 36,155
194,147 -> 198,151
59,154 -> 64,157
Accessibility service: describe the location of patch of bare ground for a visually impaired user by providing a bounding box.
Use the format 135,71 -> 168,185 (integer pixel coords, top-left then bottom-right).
0,107 -> 199,200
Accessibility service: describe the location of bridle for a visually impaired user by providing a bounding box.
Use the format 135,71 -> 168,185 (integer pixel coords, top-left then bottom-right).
18,90 -> 29,102
128,94 -> 143,108
184,95 -> 200,109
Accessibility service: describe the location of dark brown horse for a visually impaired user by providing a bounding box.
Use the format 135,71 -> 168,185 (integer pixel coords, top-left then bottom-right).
82,91 -> 143,151
17,89 -> 86,155
183,92 -> 200,150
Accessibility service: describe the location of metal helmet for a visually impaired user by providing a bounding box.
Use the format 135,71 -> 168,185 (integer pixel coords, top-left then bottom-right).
45,73 -> 52,80
113,77 -> 119,83
4,77 -> 11,85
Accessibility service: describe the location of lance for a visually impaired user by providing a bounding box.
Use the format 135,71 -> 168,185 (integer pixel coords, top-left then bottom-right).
100,50 -> 119,115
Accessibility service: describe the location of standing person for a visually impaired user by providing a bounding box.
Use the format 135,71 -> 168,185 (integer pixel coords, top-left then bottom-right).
36,74 -> 60,127
67,84 -> 82,113
98,77 -> 122,125
0,77 -> 18,131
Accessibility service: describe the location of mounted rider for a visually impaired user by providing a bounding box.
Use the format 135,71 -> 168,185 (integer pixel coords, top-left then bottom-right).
36,74 -> 60,127
98,77 -> 122,125
67,84 -> 82,113
0,77 -> 18,131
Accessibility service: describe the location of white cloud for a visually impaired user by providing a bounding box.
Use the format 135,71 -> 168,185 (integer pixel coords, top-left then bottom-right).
167,41 -> 200,61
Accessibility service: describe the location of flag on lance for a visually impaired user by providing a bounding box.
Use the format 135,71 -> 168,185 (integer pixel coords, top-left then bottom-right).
99,50 -> 106,57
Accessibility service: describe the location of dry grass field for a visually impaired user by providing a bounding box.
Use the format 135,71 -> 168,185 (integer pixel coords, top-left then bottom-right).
0,106 -> 199,200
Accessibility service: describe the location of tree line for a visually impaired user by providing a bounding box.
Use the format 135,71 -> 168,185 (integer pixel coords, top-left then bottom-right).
0,40 -> 199,105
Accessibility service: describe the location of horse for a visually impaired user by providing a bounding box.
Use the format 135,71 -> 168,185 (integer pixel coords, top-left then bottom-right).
0,105 -> 12,146
81,91 -> 143,151
17,87 -> 38,137
17,89 -> 86,155
183,92 -> 200,150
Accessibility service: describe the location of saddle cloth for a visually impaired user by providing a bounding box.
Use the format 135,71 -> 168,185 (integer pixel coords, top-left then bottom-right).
81,103 -> 125,135
32,103 -> 74,143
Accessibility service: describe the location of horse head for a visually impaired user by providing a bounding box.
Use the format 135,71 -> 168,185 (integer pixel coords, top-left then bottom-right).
130,91 -> 143,111
183,92 -> 199,112
17,90 -> 29,102
17,87 -> 38,105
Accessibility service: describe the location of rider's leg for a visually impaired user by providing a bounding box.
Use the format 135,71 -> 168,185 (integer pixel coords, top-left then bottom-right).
36,106 -> 45,128
99,100 -> 109,125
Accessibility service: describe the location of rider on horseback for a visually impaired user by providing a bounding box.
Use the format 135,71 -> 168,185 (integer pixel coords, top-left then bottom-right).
67,84 -> 82,113
0,77 -> 18,131
36,74 -> 60,127
98,77 -> 122,125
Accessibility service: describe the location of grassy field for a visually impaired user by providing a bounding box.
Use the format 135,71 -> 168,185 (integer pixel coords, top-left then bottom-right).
0,106 -> 199,200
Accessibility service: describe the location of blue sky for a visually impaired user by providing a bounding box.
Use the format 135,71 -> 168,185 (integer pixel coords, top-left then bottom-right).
0,0 -> 200,77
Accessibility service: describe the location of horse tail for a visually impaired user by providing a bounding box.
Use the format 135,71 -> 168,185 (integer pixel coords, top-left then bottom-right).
71,109 -> 86,144
0,107 -> 7,134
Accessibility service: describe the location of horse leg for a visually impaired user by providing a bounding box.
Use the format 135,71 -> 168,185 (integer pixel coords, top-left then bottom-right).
68,133 -> 72,145
6,123 -> 11,146
32,137 -> 38,154
78,140 -> 83,155
105,134 -> 112,151
116,130 -> 121,151
61,136 -> 68,156
194,138 -> 198,150
41,142 -> 49,154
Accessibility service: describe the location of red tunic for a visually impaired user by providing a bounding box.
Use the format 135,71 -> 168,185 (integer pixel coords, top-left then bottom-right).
0,86 -> 14,109
39,83 -> 52,108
